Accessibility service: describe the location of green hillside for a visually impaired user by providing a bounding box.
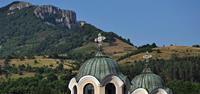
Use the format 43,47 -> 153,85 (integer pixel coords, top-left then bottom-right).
0,2 -> 133,58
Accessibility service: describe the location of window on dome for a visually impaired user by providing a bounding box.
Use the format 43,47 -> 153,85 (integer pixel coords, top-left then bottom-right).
84,83 -> 94,94
73,86 -> 77,94
105,83 -> 116,94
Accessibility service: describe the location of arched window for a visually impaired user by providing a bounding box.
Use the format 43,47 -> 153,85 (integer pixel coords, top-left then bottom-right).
84,83 -> 94,94
105,83 -> 116,94
73,86 -> 77,94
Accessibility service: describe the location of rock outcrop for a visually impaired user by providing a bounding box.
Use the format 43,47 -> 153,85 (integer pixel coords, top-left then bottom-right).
8,1 -> 32,11
34,5 -> 77,29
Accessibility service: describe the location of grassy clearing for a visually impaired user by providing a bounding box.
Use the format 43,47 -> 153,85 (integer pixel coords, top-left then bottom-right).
119,46 -> 200,64
0,57 -> 76,69
0,72 -> 35,79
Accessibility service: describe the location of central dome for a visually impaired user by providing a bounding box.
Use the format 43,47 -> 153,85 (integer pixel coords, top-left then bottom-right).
76,51 -> 126,83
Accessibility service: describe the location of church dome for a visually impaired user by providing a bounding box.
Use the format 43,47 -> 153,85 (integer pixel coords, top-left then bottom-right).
76,51 -> 127,83
130,67 -> 164,93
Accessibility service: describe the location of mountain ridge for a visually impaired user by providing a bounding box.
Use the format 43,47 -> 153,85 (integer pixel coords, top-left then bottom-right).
0,1 -> 134,58
4,1 -> 79,29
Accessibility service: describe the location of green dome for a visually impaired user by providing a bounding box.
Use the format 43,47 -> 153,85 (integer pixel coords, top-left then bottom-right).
130,68 -> 164,93
76,51 -> 126,83
150,88 -> 173,94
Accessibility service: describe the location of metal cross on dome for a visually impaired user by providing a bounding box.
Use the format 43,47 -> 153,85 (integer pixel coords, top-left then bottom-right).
94,33 -> 106,49
143,51 -> 152,62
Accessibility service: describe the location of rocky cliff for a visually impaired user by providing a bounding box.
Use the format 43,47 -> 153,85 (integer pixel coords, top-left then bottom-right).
8,1 -> 32,11
34,5 -> 77,29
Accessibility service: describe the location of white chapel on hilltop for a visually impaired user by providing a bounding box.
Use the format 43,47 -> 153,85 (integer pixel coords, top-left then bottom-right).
68,33 -> 173,94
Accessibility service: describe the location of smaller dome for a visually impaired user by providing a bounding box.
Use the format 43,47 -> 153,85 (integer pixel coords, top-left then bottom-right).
130,67 -> 164,93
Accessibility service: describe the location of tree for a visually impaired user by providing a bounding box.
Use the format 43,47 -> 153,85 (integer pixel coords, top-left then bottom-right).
152,43 -> 157,48
47,72 -> 58,81
26,64 -> 33,72
4,57 -> 11,68
57,63 -> 64,72
18,64 -> 26,71
35,73 -> 43,80
34,60 -> 39,64
4,70 -> 10,78
192,44 -> 200,48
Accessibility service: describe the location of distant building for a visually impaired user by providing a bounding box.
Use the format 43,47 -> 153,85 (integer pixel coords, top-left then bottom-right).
68,34 -> 173,94
79,21 -> 86,27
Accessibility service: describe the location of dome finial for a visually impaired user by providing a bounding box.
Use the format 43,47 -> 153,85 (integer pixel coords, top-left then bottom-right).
143,51 -> 152,62
142,51 -> 153,73
142,66 -> 153,73
94,33 -> 106,51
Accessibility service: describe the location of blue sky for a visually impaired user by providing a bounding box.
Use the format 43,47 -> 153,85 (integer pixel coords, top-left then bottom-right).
0,0 -> 200,46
